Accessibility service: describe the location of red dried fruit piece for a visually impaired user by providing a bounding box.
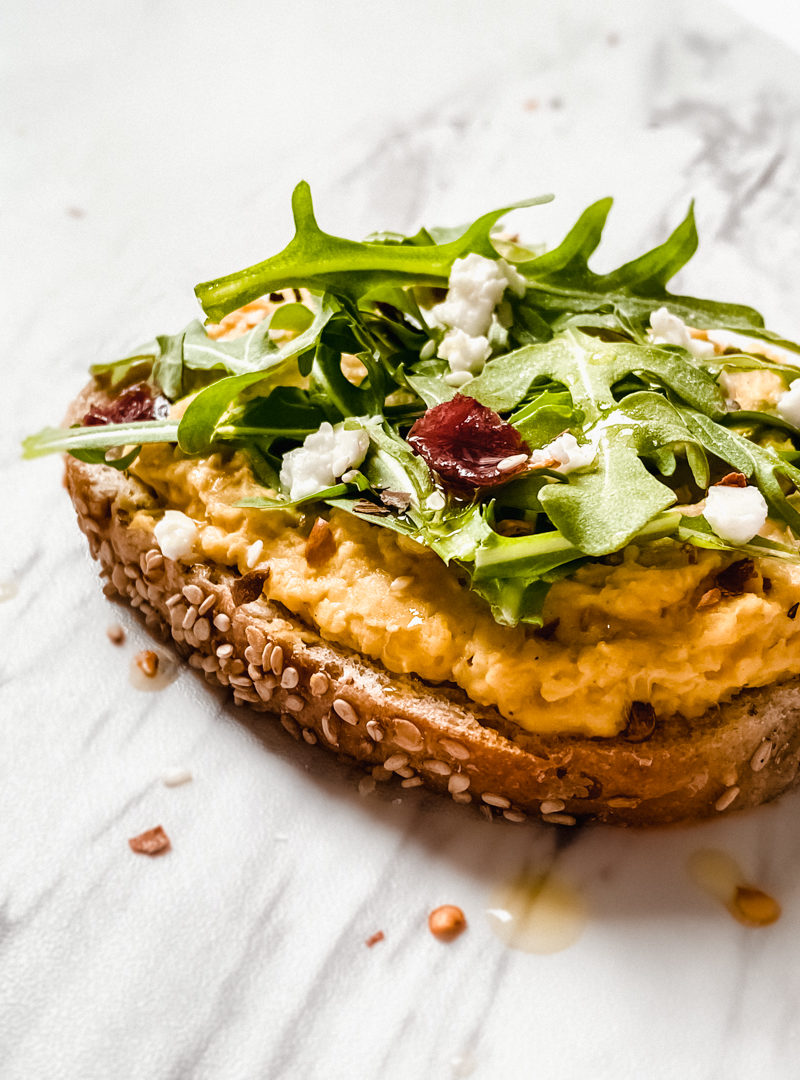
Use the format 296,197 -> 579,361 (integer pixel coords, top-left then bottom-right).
407,394 -> 529,489
83,383 -> 164,426
129,825 -> 171,856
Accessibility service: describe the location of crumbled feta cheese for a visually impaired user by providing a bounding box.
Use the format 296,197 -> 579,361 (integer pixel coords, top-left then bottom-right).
430,253 -> 527,378
438,328 -> 492,374
704,485 -> 768,545
530,432 -> 596,475
154,510 -> 198,561
777,379 -> 800,426
425,491 -> 446,511
649,306 -> 716,359
433,253 -> 527,337
280,421 -> 370,502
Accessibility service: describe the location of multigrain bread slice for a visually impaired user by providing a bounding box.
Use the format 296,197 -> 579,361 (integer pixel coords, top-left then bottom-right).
64,383 -> 800,827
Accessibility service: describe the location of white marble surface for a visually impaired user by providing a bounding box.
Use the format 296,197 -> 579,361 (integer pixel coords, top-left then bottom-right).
4,2 -> 800,1077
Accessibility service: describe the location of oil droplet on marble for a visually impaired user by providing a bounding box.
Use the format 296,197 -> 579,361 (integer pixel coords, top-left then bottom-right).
687,849 -> 781,927
0,581 -> 18,603
486,868 -> 587,954
129,649 -> 179,692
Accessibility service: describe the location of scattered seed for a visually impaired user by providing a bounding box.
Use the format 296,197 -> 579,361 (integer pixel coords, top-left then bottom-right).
198,594 -> 216,615
309,672 -> 329,697
182,584 -> 203,606
439,738 -> 470,761
384,753 -> 410,772
270,645 -> 284,676
333,698 -> 358,725
285,695 -> 304,712
428,905 -> 467,941
321,714 -> 338,746
366,720 -> 384,742
715,786 -> 740,812
448,774 -> 470,794
540,798 -> 565,815
281,667 -> 299,689
482,793 -> 511,809
541,812 -> 577,826
496,452 -> 529,473
423,759 -> 451,776
302,728 -> 317,745
393,718 -> 423,751
162,767 -> 192,787
216,643 -> 234,659
182,606 -> 198,630
503,810 -> 527,823
750,740 -> 772,773
214,612 -> 231,632
135,650 -> 159,678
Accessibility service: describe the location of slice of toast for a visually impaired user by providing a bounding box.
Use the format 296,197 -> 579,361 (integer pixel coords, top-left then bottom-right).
63,382 -> 800,826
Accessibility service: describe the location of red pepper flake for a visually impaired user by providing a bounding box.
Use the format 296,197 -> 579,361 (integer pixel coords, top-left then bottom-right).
83,383 -> 164,426
129,825 -> 171,856
407,394 -> 529,489
714,472 -> 748,488
365,930 -> 385,948
788,603 -> 799,620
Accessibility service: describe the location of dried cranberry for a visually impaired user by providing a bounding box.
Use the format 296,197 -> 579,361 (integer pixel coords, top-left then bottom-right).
407,394 -> 529,489
83,384 -> 164,426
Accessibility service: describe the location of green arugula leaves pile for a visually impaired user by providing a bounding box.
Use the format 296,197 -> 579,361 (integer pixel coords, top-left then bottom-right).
23,183 -> 800,626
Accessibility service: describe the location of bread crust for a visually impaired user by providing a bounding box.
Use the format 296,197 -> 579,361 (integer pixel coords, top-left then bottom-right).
64,382 -> 800,826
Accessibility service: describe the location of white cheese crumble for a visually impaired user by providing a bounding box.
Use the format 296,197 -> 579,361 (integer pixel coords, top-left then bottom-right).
704,485 -> 768,545
280,421 -> 370,502
777,379 -> 800,426
425,491 -> 446,511
530,432 -> 596,475
438,328 -> 492,375
153,510 -> 198,561
432,253 -> 526,378
648,306 -> 716,359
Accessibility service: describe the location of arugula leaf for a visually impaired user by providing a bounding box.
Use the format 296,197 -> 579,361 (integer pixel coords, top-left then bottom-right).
466,329 -> 726,418
177,299 -> 334,454
22,420 -> 180,458
194,181 -> 553,322
677,515 -> 800,562
682,409 -> 800,533
514,199 -> 770,339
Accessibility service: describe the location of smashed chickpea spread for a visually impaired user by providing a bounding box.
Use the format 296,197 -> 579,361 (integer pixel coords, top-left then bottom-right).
128,443 -> 800,738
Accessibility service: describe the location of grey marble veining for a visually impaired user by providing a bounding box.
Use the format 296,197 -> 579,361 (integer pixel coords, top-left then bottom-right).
3,2 -> 800,1078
